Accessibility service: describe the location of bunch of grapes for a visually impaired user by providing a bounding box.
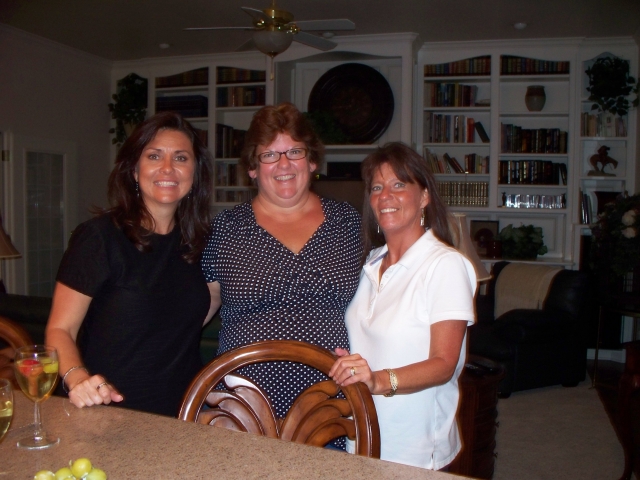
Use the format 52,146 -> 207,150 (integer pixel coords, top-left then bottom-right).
34,458 -> 107,480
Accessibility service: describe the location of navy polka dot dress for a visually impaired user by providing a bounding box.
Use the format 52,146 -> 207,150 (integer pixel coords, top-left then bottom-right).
201,197 -> 363,419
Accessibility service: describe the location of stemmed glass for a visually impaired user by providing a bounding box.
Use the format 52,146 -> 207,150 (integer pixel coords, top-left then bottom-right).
0,378 -> 12,442
13,345 -> 59,449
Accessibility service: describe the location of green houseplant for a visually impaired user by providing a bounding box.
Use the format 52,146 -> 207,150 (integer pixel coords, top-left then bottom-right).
498,224 -> 548,260
585,56 -> 639,117
108,73 -> 148,146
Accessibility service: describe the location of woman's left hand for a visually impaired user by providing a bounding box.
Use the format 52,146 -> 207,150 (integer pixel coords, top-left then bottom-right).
329,348 -> 378,393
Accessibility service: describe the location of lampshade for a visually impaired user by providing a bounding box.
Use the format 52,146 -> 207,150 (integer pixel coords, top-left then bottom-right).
0,214 -> 20,259
449,213 -> 491,282
253,30 -> 294,57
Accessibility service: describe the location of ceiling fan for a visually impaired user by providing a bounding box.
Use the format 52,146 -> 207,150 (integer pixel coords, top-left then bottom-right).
185,1 -> 355,58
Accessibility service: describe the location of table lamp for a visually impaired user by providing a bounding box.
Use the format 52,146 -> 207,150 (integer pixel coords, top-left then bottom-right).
449,213 -> 491,282
0,213 -> 21,293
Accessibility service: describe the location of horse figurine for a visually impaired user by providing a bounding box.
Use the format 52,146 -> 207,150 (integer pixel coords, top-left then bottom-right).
588,145 -> 618,176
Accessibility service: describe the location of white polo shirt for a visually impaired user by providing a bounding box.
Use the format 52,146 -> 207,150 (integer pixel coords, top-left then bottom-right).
345,229 -> 476,469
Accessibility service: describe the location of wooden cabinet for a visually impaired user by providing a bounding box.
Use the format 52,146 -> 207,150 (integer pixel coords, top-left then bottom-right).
449,354 -> 504,479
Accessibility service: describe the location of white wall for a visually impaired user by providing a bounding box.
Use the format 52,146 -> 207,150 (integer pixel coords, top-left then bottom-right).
0,24 -> 112,224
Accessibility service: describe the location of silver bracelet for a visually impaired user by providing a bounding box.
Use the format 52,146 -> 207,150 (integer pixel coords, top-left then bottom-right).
61,365 -> 88,393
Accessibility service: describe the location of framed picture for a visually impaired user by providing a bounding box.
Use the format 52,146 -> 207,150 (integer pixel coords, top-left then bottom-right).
470,220 -> 499,257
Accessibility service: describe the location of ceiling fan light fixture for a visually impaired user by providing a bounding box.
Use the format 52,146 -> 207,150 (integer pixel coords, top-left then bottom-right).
253,29 -> 293,57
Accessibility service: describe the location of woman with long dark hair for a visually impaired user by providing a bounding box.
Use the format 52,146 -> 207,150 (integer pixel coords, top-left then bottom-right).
46,112 -> 214,416
330,142 -> 476,468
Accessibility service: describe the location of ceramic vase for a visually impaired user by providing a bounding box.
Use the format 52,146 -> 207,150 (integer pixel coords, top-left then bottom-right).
525,85 -> 546,112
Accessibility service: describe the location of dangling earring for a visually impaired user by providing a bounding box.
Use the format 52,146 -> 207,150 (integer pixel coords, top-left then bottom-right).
135,181 -> 139,197
420,208 -> 425,227
377,224 -> 380,234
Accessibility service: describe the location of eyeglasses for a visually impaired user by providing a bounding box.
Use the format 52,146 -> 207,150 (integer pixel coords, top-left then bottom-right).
256,148 -> 308,164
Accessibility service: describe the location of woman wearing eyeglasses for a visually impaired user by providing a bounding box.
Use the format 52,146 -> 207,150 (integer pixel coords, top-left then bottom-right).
201,103 -> 362,447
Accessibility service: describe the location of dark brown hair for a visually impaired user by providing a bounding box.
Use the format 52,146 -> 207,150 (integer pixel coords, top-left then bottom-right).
104,111 -> 213,263
240,102 -> 324,173
361,142 -> 453,257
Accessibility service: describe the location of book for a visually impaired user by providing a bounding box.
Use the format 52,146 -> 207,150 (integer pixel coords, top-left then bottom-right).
443,153 -> 465,174
475,122 -> 490,143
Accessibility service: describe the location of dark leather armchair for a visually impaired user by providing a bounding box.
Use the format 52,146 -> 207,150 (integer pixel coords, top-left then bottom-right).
468,261 -> 591,397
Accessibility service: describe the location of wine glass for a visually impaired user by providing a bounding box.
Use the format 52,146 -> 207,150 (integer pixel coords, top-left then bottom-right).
0,378 -> 12,442
13,345 -> 59,449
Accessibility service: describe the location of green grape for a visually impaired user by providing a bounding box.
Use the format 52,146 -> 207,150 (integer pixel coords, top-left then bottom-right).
54,467 -> 75,480
70,458 -> 92,478
85,468 -> 107,480
33,471 -> 55,480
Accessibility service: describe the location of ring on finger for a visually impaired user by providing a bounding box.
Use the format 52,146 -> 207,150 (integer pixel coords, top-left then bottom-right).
96,382 -> 108,390
350,367 -> 356,376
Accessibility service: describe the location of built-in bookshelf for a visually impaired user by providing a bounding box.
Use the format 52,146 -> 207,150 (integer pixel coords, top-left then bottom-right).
213,66 -> 266,213
155,67 -> 209,145
417,39 -> 637,266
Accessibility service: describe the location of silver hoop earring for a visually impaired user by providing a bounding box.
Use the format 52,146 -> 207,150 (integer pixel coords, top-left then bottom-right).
136,181 -> 139,197
377,224 -> 380,234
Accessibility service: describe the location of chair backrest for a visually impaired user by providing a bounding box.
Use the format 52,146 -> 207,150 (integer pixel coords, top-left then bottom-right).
179,340 -> 381,458
0,314 -> 33,383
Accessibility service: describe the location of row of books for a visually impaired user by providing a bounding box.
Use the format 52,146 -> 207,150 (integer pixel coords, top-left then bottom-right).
502,193 -> 566,209
424,149 -> 489,174
216,85 -> 266,108
580,191 -> 594,224
215,162 -> 250,187
424,55 -> 491,77
500,56 -> 570,75
424,83 -> 479,107
216,67 -> 266,85
215,123 -> 246,159
498,160 -> 567,185
155,67 -> 208,88
155,95 -> 208,118
215,189 -> 254,204
437,181 -> 489,207
500,125 -> 568,154
580,112 -> 628,137
425,114 -> 490,144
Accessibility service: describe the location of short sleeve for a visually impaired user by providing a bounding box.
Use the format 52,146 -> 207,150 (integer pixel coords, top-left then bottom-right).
425,252 -> 476,326
56,219 -> 111,297
201,209 -> 230,283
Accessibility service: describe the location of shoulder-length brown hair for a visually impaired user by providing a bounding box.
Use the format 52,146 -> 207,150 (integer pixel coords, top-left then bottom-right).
240,102 -> 324,173
361,142 -> 453,257
104,111 -> 213,263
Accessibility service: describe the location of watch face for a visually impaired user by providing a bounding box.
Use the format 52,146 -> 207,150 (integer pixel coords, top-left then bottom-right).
308,63 -> 394,144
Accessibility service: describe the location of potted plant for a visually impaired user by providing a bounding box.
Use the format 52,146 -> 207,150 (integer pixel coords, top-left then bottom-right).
590,192 -> 640,293
108,73 -> 148,146
585,56 -> 639,117
498,224 -> 548,260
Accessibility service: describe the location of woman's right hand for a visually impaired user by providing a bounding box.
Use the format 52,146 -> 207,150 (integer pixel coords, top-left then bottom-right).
67,372 -> 123,408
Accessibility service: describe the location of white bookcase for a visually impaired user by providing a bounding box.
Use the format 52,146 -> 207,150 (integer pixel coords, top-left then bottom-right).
416,38 -> 638,268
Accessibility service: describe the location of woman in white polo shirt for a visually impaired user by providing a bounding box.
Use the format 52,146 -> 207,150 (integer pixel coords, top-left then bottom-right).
329,142 -> 476,470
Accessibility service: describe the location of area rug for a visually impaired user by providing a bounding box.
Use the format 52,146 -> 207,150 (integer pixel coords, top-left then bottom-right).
493,380 -> 624,479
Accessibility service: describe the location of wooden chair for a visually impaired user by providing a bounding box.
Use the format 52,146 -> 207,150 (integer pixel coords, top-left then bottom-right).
0,314 -> 33,383
179,340 -> 380,457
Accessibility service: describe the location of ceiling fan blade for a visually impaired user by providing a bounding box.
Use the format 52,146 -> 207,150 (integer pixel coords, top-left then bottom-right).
294,19 -> 355,31
236,38 -> 257,52
184,26 -> 255,31
241,6 -> 271,23
293,32 -> 336,51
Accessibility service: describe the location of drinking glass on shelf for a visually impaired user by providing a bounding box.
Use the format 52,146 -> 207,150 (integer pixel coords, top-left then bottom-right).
13,345 -> 59,449
0,378 -> 13,442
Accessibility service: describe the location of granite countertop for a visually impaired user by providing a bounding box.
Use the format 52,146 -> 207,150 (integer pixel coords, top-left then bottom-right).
0,392 -> 461,479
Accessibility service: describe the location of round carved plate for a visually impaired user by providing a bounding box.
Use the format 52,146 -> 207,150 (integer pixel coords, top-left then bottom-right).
307,63 -> 394,144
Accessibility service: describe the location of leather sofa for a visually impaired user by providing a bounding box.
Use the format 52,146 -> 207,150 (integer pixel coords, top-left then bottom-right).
468,261 -> 592,397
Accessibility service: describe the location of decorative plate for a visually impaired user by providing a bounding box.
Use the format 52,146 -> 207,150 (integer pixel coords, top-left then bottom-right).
307,63 -> 394,144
